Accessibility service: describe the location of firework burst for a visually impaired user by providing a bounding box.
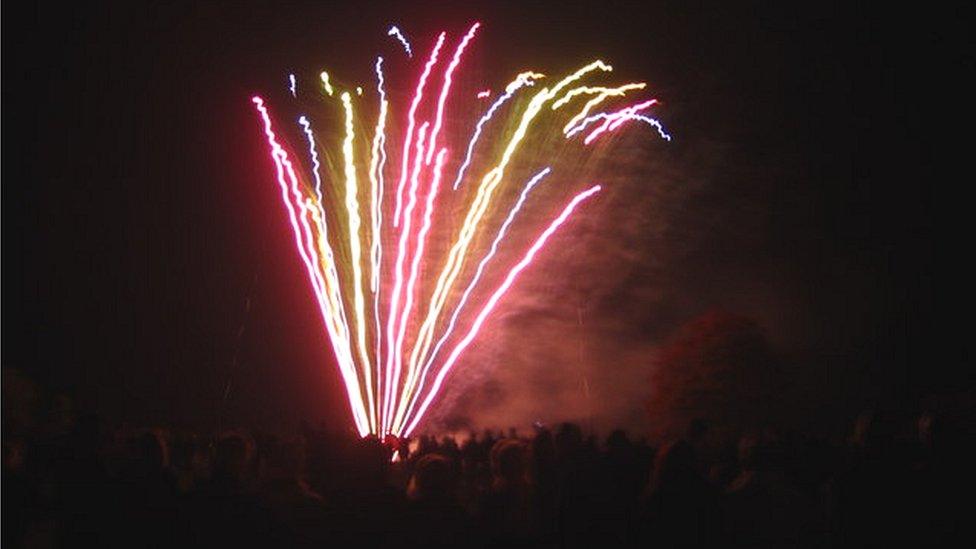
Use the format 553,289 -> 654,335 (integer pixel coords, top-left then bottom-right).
251,22 -> 669,437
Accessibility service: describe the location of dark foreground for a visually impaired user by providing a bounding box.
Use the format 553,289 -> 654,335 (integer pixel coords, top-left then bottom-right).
4,396 -> 970,548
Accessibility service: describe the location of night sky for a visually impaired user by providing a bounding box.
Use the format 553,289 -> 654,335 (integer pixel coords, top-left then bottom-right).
6,1 -> 962,435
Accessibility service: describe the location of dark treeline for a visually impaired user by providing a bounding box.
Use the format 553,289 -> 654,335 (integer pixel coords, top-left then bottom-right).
3,368 -> 970,548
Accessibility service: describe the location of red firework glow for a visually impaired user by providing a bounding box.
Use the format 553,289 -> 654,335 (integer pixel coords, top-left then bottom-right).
251,22 -> 669,437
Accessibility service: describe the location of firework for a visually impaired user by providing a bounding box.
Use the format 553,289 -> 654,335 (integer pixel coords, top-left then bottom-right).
387,25 -> 413,58
251,23 -> 669,437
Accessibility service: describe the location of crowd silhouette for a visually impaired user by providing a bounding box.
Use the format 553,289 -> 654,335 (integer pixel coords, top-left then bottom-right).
3,372 -> 969,547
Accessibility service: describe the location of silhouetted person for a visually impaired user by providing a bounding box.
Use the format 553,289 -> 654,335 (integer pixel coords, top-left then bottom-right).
529,426 -> 558,543
724,431 -> 817,547
553,423 -> 607,548
259,438 -> 331,548
403,453 -> 472,548
300,428 -> 405,546
440,435 -> 461,464
603,429 -> 645,545
476,439 -> 537,545
179,431 -> 272,547
85,428 -> 177,549
640,437 -> 722,547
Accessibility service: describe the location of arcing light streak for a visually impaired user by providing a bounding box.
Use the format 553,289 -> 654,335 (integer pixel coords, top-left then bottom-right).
384,123 -> 429,434
425,22 -> 480,166
252,97 -> 369,436
575,99 -> 665,145
393,32 -> 446,227
320,71 -> 334,96
297,161 -> 356,379
298,116 -> 325,206
551,83 -> 645,110
297,117 -> 352,360
390,132 -> 438,428
565,97 -> 665,139
452,71 -> 545,190
369,57 -> 390,425
369,58 -> 390,294
387,25 -> 413,57
253,25 -> 673,438
340,91 -> 377,433
389,148 -> 448,431
393,167 -> 552,433
555,83 -> 647,134
402,185 -> 603,436
429,167 -> 552,369
306,203 -> 355,382
406,61 -> 612,384
573,113 -> 671,143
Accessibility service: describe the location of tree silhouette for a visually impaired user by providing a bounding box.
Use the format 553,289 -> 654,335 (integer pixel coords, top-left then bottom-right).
648,310 -> 781,439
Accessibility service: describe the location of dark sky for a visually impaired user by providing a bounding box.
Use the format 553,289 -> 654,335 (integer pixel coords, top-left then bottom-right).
5,1 -> 963,434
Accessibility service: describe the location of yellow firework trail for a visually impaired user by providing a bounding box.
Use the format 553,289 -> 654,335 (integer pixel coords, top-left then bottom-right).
554,83 -> 647,134
340,91 -> 376,433
252,24 -> 672,437
400,61 -> 613,427
320,71 -> 335,96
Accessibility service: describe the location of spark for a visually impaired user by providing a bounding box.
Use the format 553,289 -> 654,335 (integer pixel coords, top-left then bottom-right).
305,203 -> 355,387
388,25 -> 413,57
369,57 -> 390,294
369,57 -> 390,425
402,185 -> 603,436
340,91 -> 377,433
393,32 -> 446,227
252,97 -> 369,436
425,22 -> 480,165
571,99 -> 670,144
452,71 -> 545,191
297,119 -> 353,374
390,148 -> 448,431
384,122 -> 429,434
406,61 -> 612,383
320,71 -> 334,96
565,99 -> 653,137
555,83 -> 647,134
251,25 -> 670,438
394,167 -> 552,433
298,116 -> 325,206
551,83 -> 645,110
578,113 -> 670,142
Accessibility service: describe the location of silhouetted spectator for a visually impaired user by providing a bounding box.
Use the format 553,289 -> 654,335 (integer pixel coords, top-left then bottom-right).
3,369 -> 969,549
553,422 -> 608,548
476,439 -> 536,545
724,431 -> 818,547
259,438 -> 332,548
178,431 -> 272,547
640,437 -> 722,547
404,453 -> 472,547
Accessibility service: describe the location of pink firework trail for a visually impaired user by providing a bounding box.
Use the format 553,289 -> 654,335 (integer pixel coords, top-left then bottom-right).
402,185 -> 603,437
250,23 -> 670,437
393,32 -> 446,228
